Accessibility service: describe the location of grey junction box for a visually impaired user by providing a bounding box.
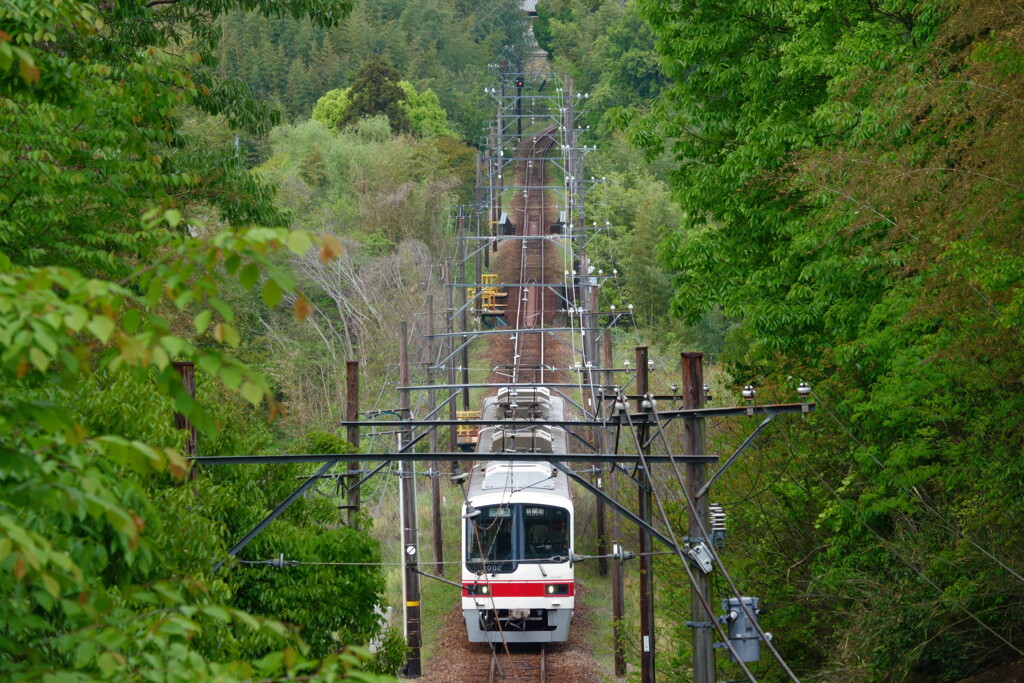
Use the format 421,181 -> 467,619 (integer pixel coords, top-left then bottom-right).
717,596 -> 770,663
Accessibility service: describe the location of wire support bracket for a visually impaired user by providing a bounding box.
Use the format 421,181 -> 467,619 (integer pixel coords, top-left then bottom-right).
696,414 -> 774,499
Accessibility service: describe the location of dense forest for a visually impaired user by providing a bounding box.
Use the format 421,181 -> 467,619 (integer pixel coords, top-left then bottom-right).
2,0 -> 1023,680
537,0 -> 1024,679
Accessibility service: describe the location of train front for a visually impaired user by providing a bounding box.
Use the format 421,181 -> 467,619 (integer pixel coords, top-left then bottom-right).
460,388 -> 574,643
461,463 -> 574,643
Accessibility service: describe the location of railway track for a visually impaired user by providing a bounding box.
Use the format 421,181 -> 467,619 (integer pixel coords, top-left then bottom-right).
488,645 -> 546,683
507,126 -> 558,385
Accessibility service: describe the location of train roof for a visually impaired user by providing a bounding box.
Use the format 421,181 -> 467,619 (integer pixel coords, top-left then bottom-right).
465,460 -> 571,504
481,387 -> 565,421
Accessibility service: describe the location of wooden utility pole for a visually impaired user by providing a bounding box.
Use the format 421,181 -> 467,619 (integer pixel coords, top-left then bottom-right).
398,323 -> 421,677
606,331 -> 625,676
427,296 -> 443,575
172,361 -> 198,458
637,346 -> 655,683
683,352 -> 713,683
345,361 -> 360,527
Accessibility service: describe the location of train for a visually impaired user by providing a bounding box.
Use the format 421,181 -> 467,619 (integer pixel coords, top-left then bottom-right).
460,386 -> 575,643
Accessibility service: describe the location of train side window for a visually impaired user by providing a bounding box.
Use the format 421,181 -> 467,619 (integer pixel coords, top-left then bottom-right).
523,506 -> 568,561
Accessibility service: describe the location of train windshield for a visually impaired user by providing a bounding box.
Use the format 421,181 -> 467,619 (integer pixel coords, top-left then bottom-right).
466,504 -> 569,573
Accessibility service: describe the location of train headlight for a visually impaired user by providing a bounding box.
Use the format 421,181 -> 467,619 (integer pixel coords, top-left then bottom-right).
466,583 -> 489,596
545,583 -> 570,596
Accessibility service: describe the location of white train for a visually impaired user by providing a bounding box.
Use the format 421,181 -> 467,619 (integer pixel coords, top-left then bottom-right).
460,387 -> 575,643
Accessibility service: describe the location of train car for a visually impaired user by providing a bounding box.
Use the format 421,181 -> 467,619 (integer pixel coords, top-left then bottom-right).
460,387 -> 574,643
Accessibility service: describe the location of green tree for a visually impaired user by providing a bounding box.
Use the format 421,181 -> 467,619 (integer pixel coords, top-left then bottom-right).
312,86 -> 352,128
397,81 -> 457,138
314,81 -> 456,138
339,55 -> 410,133
632,0 -> 1024,678
0,0 -> 397,679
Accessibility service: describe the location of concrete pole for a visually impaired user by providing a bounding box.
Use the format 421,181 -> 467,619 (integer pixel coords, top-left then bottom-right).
565,77 -> 574,232
445,259 -> 459,473
581,250 -> 602,577
399,322 -> 421,677
458,216 -> 470,410
683,352 -> 713,683
495,94 -> 503,254
475,215 -> 483,317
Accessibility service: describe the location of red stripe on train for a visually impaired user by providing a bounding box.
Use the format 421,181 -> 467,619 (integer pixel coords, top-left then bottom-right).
461,581 -> 575,598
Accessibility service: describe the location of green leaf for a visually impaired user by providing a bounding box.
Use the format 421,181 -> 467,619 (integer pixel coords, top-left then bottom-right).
96,652 -> 119,677
220,322 -> 240,348
74,640 -> 97,669
64,306 -> 89,332
219,365 -> 242,389
201,605 -> 231,622
29,347 -> 50,372
122,309 -> 143,334
261,279 -> 283,308
240,381 -> 263,405
287,231 -> 312,256
193,309 -> 212,335
41,573 -> 60,598
87,316 -> 115,343
239,263 -> 260,290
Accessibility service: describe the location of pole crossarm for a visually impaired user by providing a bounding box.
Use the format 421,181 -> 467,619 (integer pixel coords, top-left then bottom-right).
399,382 -> 626,391
191,452 -> 718,465
425,327 -> 602,339
551,463 -> 680,555
334,402 -> 814,430
340,418 -> 611,428
433,336 -> 474,369
449,288 -> 484,319
563,427 -> 596,451
647,402 -> 815,420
